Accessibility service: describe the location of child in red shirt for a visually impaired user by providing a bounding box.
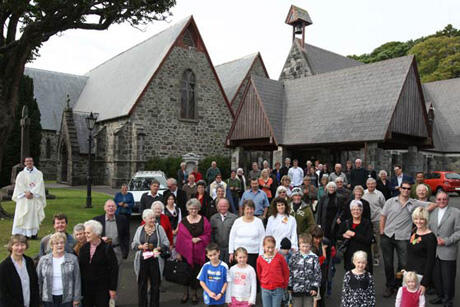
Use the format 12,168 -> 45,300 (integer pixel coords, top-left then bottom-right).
256,236 -> 289,307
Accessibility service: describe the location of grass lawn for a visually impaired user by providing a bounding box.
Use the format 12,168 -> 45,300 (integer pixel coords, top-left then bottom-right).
0,188 -> 112,259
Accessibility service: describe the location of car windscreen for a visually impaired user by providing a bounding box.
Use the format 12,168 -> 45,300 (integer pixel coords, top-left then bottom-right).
445,173 -> 460,180
128,176 -> 168,191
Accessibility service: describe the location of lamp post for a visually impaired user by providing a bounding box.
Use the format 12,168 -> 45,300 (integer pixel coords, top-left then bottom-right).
85,112 -> 98,208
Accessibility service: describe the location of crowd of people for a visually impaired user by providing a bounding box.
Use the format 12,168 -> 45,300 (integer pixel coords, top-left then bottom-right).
1,157 -> 460,307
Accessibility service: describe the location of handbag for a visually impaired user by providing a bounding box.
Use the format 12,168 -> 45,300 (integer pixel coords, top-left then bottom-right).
164,259 -> 192,285
335,239 -> 349,261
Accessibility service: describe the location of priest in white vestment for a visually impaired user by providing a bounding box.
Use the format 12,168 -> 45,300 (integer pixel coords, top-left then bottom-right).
11,157 -> 46,238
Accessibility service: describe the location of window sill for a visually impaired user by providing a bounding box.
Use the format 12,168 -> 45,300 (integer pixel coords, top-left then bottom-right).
178,118 -> 199,123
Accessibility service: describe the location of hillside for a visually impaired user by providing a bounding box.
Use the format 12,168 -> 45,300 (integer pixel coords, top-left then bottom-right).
348,25 -> 460,83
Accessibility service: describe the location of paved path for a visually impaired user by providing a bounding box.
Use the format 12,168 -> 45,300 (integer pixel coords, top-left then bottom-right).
50,184 -> 460,306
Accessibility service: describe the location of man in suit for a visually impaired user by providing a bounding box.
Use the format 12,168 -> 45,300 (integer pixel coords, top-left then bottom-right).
163,178 -> 188,215
93,199 -> 130,263
390,164 -> 414,196
429,191 -> 460,307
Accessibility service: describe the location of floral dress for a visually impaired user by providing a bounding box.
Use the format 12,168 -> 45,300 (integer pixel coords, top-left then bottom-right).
341,271 -> 375,307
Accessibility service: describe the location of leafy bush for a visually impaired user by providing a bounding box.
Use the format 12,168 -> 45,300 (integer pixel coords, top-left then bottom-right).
145,156 -> 182,178
198,155 -> 231,180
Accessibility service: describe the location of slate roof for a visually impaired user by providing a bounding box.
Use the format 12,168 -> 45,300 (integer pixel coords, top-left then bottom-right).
24,67 -> 88,131
285,5 -> 313,25
240,56 -> 415,146
251,75 -> 285,144
73,16 -> 192,121
215,53 -> 260,102
302,42 -> 363,75
423,78 -> 460,152
282,56 -> 413,145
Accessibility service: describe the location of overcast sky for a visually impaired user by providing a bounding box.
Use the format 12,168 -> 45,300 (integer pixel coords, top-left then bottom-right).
28,0 -> 460,79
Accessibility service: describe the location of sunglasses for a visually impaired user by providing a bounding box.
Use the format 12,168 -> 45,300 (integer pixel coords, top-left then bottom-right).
400,187 -> 411,190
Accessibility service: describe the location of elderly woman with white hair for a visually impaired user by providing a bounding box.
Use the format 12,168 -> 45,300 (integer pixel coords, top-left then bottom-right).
79,220 -> 118,307
175,198 -> 211,304
316,181 -> 346,242
377,170 -> 392,200
37,232 -> 81,307
132,209 -> 170,307
150,201 -> 174,247
338,200 -> 374,273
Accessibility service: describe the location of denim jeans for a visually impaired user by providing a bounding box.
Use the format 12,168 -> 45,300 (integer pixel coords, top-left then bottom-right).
380,234 -> 408,289
261,287 -> 284,307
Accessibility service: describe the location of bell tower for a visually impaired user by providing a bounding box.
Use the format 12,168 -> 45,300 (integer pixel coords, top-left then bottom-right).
285,5 -> 312,46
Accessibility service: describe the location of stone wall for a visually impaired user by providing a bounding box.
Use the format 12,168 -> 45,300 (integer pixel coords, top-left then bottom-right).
83,45 -> 233,188
131,46 -> 232,161
231,57 -> 268,112
279,42 -> 312,81
39,130 -> 59,180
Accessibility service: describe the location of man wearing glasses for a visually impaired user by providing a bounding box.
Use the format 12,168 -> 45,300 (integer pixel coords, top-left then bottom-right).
379,181 -> 437,297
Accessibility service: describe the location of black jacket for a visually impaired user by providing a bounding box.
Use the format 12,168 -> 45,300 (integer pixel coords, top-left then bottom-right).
376,179 -> 392,200
163,189 -> 188,216
196,192 -> 216,220
0,255 -> 39,307
79,241 -> 118,294
139,192 -> 162,216
350,168 -> 369,188
338,218 -> 374,273
316,192 -> 346,241
93,214 -> 130,259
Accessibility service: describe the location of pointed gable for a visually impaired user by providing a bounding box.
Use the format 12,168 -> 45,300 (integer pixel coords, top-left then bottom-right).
215,52 -> 269,107
74,16 -> 192,121
228,75 -> 283,148
388,63 -> 429,139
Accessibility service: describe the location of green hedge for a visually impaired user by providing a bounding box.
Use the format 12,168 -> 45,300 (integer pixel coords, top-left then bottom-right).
145,156 -> 182,178
198,155 -> 231,180
145,155 -> 231,181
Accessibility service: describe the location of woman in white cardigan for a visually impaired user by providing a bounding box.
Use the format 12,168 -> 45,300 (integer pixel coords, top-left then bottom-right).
228,200 -> 265,270
265,197 -> 298,251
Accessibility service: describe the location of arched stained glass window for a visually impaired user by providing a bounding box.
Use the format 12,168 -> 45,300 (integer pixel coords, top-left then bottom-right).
180,69 -> 196,119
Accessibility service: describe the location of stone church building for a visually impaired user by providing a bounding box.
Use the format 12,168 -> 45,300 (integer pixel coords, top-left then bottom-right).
25,5 -> 460,186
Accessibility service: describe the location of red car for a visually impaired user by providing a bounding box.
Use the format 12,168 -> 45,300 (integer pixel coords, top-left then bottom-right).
424,171 -> 460,194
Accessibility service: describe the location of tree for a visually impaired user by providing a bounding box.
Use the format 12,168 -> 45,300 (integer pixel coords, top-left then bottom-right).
409,36 -> 460,82
0,75 -> 41,187
348,25 -> 460,82
0,0 -> 176,214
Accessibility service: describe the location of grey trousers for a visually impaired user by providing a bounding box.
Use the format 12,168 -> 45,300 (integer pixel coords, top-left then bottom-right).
292,296 -> 314,307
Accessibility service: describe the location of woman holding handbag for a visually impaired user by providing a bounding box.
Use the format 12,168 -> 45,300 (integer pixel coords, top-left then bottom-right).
132,209 -> 170,307
175,198 -> 211,304
338,200 -> 374,274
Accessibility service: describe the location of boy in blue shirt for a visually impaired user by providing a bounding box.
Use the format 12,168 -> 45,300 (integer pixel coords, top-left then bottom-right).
197,243 -> 228,306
